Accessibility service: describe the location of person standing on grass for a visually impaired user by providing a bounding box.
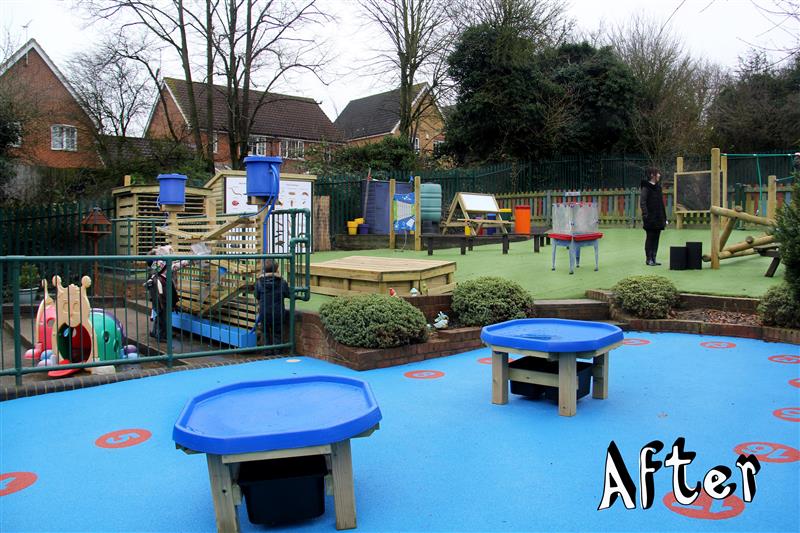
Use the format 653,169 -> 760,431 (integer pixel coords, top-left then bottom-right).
640,166 -> 667,266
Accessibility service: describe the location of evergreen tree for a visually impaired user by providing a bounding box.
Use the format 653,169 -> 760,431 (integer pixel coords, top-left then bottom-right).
774,178 -> 800,296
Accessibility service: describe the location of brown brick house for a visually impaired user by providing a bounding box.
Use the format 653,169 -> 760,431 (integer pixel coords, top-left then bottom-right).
334,83 -> 445,154
144,78 -> 343,173
0,39 -> 101,169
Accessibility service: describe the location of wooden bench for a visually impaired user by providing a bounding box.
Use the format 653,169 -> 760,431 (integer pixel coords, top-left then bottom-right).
531,226 -> 551,253
754,244 -> 782,277
425,234 -> 510,256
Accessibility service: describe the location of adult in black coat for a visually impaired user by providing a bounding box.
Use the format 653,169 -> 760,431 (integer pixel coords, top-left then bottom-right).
640,167 -> 667,266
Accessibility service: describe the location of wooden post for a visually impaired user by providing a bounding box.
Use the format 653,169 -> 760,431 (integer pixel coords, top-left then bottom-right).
330,440 -> 357,530
123,174 -> 132,186
710,148 -> 721,269
388,179 -> 396,250
491,350 -> 509,405
414,175 -> 422,251
710,206 -> 776,226
721,154 -> 728,209
718,206 -> 742,251
767,175 -> 777,221
206,454 -> 241,533
675,156 -> 684,230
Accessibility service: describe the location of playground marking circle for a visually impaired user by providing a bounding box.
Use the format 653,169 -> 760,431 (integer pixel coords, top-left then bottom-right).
0,472 -> 37,496
662,491 -> 745,520
768,354 -> 800,364
95,429 -> 152,449
773,407 -> 800,423
790,378 -> 800,388
404,370 -> 444,379
700,341 -> 736,349
734,442 -> 800,463
623,338 -> 650,346
478,357 -> 516,364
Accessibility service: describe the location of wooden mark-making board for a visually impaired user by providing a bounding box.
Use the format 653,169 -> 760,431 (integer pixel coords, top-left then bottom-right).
304,256 -> 457,297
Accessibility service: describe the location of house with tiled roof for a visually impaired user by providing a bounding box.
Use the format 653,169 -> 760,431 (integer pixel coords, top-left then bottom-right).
334,83 -> 445,154
144,77 -> 343,172
0,39 -> 101,170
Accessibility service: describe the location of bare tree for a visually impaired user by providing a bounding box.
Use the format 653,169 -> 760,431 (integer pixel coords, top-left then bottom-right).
749,1 -> 800,62
82,0 -> 210,161
66,37 -> 156,140
83,0 -> 331,170
606,14 -> 719,165
359,0 -> 454,145
211,0 -> 331,167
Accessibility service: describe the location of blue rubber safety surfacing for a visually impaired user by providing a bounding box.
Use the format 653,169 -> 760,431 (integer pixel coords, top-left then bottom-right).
481,318 -> 623,352
1,332 -> 799,532
173,375 -> 382,454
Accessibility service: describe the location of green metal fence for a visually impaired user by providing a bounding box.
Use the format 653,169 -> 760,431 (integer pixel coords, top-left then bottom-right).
0,209 -> 312,386
314,152 -> 796,239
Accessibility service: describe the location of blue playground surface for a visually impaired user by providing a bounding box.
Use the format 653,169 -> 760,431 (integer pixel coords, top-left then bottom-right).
2,331 -> 799,532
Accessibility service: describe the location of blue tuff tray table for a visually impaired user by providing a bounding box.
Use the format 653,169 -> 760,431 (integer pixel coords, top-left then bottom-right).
173,375 -> 382,532
481,319 -> 623,417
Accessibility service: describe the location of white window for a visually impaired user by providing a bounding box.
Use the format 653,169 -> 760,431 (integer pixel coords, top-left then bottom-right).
51,125 -> 77,151
248,135 -> 269,156
413,136 -> 420,153
280,138 -> 304,159
10,122 -> 21,147
433,139 -> 445,155
212,132 -> 219,154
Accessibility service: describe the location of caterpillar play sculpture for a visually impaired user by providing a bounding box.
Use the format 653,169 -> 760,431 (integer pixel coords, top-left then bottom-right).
46,275 -> 118,377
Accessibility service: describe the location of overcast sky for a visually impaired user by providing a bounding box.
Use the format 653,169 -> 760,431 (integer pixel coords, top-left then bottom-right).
3,0 -> 798,125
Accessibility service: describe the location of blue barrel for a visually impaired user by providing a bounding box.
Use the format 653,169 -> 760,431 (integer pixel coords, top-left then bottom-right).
486,213 -> 497,235
157,174 -> 188,205
244,155 -> 282,198
420,183 -> 442,222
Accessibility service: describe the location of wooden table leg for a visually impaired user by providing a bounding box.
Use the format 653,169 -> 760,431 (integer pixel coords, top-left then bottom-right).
491,350 -> 509,405
206,454 -> 241,533
765,257 -> 780,277
330,439 -> 357,530
592,352 -> 609,399
558,353 -> 577,416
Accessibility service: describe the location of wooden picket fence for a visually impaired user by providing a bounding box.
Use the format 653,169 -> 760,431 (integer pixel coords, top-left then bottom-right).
496,184 -> 794,228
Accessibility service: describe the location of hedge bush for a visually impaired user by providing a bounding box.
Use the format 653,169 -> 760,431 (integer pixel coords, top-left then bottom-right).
757,283 -> 800,329
319,293 -> 428,348
612,275 -> 679,319
451,276 -> 535,327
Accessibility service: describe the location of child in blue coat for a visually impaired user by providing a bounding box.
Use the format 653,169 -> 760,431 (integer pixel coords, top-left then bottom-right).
254,259 -> 291,346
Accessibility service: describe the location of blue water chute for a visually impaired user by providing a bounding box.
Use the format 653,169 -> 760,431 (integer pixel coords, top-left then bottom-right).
156,174 -> 188,205
244,156 -> 282,199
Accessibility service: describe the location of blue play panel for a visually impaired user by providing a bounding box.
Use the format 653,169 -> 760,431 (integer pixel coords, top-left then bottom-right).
1,332 -> 799,532
173,375 -> 382,454
481,318 -> 623,352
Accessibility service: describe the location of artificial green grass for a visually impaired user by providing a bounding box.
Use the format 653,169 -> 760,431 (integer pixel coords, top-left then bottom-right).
296,227 -> 784,312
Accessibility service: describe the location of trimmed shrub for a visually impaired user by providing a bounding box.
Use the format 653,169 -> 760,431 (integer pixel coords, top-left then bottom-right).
612,275 -> 678,319
451,276 -> 535,327
758,283 -> 800,329
319,293 -> 428,349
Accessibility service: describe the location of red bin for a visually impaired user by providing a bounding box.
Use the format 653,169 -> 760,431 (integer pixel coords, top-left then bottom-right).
514,205 -> 531,234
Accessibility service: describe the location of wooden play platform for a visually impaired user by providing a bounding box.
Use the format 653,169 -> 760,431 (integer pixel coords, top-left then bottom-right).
304,256 -> 456,297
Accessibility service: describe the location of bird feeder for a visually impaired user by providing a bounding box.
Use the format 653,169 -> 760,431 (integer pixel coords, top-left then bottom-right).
80,207 -> 112,287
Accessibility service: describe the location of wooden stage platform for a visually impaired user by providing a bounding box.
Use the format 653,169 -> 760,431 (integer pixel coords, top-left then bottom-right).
304,256 -> 457,297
